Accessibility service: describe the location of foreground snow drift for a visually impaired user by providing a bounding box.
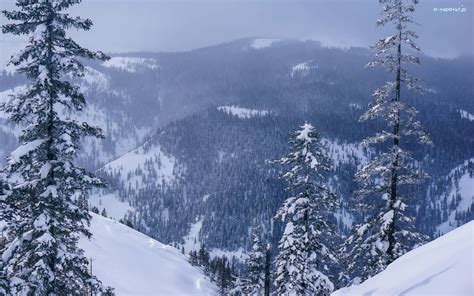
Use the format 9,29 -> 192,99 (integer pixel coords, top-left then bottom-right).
80,214 -> 217,296
333,221 -> 474,296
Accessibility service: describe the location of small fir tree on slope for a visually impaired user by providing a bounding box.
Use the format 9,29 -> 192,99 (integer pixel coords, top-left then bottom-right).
344,0 -> 431,283
242,224 -> 265,296
273,123 -> 338,296
0,0 -> 111,294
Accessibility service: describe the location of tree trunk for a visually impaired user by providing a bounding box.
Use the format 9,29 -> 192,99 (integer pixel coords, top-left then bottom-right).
264,244 -> 271,296
387,13 -> 403,263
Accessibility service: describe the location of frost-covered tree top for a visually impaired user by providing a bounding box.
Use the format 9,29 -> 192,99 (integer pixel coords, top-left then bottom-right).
274,122 -> 331,194
0,0 -> 111,294
363,0 -> 430,143
273,123 -> 337,296
356,0 -> 431,204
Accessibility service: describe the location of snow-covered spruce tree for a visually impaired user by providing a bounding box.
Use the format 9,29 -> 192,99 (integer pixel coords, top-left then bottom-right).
344,0 -> 431,283
0,0 -> 111,294
242,225 -> 265,296
273,123 -> 338,296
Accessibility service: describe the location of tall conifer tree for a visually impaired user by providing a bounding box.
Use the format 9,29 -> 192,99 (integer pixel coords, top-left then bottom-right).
242,225 -> 265,296
0,0 -> 111,294
273,123 -> 338,296
345,0 -> 431,283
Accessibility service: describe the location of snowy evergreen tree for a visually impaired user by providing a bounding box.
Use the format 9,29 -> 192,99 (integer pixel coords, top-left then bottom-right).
345,0 -> 431,283
242,225 -> 265,296
0,0 -> 111,294
273,123 -> 338,296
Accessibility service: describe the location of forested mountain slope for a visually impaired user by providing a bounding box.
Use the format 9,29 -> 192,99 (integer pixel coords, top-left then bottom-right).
2,38 -> 473,254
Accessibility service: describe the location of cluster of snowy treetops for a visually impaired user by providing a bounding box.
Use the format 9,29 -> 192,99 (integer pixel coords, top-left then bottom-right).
0,0 -> 430,295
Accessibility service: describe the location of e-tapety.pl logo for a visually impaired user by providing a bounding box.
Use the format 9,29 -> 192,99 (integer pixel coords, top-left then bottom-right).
433,5 -> 467,13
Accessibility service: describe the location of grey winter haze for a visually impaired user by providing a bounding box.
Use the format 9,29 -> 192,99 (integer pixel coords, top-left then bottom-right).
0,0 -> 473,64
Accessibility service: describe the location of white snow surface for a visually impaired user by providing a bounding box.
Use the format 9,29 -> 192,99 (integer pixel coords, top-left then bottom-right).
9,139 -> 44,163
459,110 -> 474,121
332,221 -> 474,296
217,105 -> 270,119
182,217 -> 248,262
88,190 -> 134,221
290,60 -> 316,77
80,214 -> 217,296
78,67 -> 110,92
250,38 -> 280,49
209,248 -> 248,262
102,57 -> 159,73
182,218 -> 203,253
103,143 -> 176,191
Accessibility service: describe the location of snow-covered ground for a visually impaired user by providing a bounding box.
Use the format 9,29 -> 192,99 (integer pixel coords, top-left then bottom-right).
250,38 -> 280,49
182,217 -> 248,262
182,217 -> 204,253
88,190 -> 135,221
435,158 -> 474,234
80,214 -> 217,296
102,57 -> 159,73
217,105 -> 270,119
333,221 -> 474,296
78,67 -> 110,92
290,60 -> 315,77
103,143 -> 176,191
209,248 -> 248,262
459,109 -> 474,121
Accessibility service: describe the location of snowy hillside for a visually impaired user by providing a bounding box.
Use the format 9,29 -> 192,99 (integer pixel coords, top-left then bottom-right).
0,67 -> 152,169
102,142 -> 177,192
332,221 -> 474,296
434,158 -> 474,234
102,57 -> 159,73
80,214 -> 217,296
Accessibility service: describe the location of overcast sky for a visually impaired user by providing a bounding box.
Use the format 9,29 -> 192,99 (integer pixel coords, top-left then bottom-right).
0,0 -> 472,65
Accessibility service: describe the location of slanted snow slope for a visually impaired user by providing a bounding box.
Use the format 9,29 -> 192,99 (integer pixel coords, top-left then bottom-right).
103,143 -> 176,191
332,221 -> 474,296
80,214 -> 217,296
